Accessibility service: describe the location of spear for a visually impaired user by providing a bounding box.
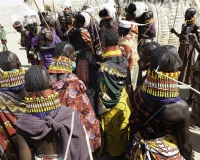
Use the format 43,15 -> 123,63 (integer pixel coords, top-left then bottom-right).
33,0 -> 58,43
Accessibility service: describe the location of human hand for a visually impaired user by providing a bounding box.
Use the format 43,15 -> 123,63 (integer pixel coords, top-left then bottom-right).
170,28 -> 176,34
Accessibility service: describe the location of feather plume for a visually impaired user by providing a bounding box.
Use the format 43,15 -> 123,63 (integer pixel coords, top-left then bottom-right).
7,10 -> 20,25
133,2 -> 148,18
80,12 -> 91,27
100,3 -> 116,19
63,0 -> 72,9
20,3 -> 40,25
38,3 -> 45,13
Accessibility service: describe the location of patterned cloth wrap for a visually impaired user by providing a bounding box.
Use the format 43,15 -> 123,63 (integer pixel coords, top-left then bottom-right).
0,91 -> 26,160
51,75 -> 101,150
15,106 -> 91,160
119,33 -> 139,89
94,53 -> 131,156
131,132 -> 185,160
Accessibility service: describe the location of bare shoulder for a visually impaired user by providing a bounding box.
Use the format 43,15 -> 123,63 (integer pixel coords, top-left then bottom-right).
159,99 -> 189,124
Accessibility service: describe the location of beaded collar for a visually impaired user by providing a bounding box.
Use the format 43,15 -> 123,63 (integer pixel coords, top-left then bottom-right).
142,69 -> 180,102
103,45 -> 122,59
48,56 -> 73,74
145,18 -> 154,24
25,89 -> 61,114
185,16 -> 196,24
0,68 -> 25,91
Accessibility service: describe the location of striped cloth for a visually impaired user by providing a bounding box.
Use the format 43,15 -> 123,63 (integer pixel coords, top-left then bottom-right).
15,106 -> 91,160
130,87 -> 175,140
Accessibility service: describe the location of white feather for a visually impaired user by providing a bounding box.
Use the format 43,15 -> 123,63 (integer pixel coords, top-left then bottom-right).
85,6 -> 95,17
7,10 -> 20,25
20,3 -> 40,25
38,3 -> 45,13
63,0 -> 72,9
80,12 -> 91,27
133,2 -> 148,18
100,3 -> 116,19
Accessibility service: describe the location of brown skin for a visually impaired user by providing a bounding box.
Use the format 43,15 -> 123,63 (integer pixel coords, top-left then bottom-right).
49,44 -> 76,83
142,95 -> 192,160
39,15 -> 56,52
189,34 -> 200,60
16,69 -> 63,160
1,52 -> 27,99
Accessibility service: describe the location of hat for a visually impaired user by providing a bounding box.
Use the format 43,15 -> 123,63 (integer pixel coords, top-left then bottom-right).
7,10 -> 21,26
119,20 -> 146,27
20,3 -> 41,25
80,12 -> 91,27
63,0 -> 72,9
99,2 -> 116,19
119,20 -> 132,28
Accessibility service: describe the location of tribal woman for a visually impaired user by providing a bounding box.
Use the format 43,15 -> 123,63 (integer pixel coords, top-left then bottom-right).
94,28 -> 133,159
15,65 -> 90,160
129,45 -> 192,160
0,51 -> 27,160
48,41 -> 101,151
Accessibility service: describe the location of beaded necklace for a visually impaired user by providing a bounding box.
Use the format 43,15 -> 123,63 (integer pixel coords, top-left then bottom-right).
142,69 -> 180,103
25,89 -> 61,118
185,16 -> 196,24
0,68 -> 25,91
48,56 -> 72,74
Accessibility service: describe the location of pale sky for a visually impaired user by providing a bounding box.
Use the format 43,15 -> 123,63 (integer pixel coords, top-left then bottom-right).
0,0 -> 23,6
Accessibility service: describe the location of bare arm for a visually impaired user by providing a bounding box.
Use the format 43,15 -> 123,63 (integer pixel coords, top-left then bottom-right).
16,128 -> 32,160
39,30 -> 55,52
176,104 -> 192,160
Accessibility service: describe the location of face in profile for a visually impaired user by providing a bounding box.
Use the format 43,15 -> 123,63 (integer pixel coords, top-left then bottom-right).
58,12 -> 66,24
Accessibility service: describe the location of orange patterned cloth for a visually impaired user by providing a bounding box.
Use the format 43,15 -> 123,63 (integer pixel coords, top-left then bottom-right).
51,75 -> 101,150
0,91 -> 26,160
80,29 -> 94,54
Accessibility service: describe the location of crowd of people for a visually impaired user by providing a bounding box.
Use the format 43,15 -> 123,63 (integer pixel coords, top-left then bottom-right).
0,1 -> 199,160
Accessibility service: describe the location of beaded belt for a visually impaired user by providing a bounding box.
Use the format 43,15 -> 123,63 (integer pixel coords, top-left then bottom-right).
35,157 -> 63,160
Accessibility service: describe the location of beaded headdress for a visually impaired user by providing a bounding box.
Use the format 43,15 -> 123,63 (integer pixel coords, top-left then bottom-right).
48,56 -> 72,74
25,89 -> 61,115
142,69 -> 180,102
0,68 -> 25,91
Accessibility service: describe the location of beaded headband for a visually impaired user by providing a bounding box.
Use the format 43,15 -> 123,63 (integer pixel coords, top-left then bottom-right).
0,68 -> 25,91
142,69 -> 180,98
48,56 -> 72,74
25,89 -> 61,114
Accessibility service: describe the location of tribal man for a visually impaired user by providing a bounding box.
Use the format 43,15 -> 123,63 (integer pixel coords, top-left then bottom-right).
39,14 -> 61,69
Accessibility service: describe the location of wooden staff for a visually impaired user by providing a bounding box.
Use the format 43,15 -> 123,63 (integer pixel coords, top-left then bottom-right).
83,126 -> 93,160
43,0 -> 45,12
172,0 -> 180,29
52,0 -> 57,23
63,111 -> 75,160
154,68 -> 200,95
33,0 -> 58,43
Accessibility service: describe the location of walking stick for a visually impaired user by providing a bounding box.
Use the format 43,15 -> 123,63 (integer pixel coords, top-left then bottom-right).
33,0 -> 58,43
172,0 -> 180,29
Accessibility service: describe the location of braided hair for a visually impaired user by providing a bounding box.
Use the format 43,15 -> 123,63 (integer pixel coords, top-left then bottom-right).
0,51 -> 11,71
25,65 -> 50,93
150,45 -> 182,72
102,29 -> 119,47
53,41 -> 69,58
